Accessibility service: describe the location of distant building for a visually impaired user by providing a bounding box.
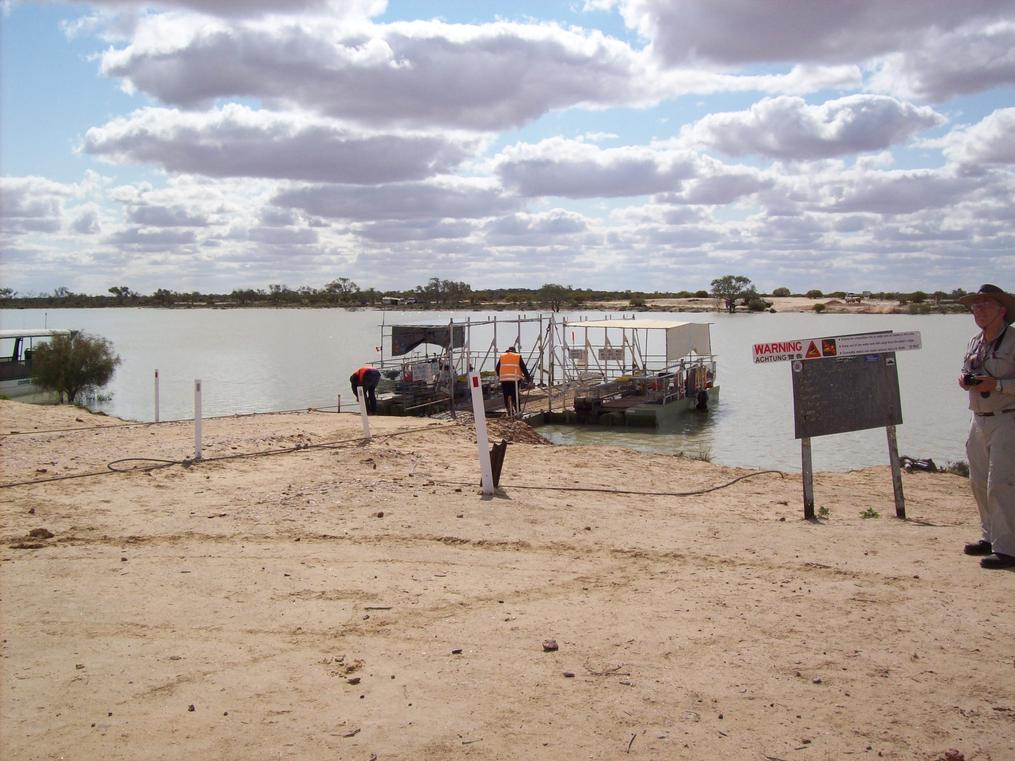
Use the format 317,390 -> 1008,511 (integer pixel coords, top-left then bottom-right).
381,296 -> 402,305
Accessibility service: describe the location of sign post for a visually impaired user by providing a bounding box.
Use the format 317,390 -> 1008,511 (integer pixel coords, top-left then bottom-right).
801,437 -> 815,520
469,372 -> 495,496
753,331 -> 920,519
358,392 -> 371,439
194,379 -> 202,461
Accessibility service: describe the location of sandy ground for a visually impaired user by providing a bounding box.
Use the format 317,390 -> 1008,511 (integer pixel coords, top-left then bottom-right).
1,399 -> 1012,761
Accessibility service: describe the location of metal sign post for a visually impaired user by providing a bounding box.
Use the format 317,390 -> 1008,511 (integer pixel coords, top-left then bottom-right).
801,437 -> 815,520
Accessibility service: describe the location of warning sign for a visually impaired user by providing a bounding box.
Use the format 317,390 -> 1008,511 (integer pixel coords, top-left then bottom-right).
752,340 -> 804,363
753,331 -> 921,363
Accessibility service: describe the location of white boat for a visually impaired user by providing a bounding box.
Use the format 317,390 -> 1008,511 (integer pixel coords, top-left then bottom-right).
0,329 -> 71,399
552,318 -> 718,427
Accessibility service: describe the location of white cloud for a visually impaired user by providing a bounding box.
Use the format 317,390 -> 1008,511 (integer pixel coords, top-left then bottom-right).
99,18 -> 651,130
620,0 -> 1014,65
0,176 -> 75,235
621,0 -> 1015,101
495,138 -> 697,198
869,22 -> 1015,101
83,105 -> 478,182
106,226 -> 198,248
72,207 -> 103,234
683,95 -> 944,160
818,169 -> 985,215
936,108 -> 1015,166
273,178 -> 520,220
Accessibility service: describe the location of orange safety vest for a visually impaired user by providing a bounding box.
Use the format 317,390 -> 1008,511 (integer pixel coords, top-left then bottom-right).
355,367 -> 373,383
499,352 -> 524,382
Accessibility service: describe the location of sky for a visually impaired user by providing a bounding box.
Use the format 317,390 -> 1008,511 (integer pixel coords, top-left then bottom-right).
1,0 -> 1014,297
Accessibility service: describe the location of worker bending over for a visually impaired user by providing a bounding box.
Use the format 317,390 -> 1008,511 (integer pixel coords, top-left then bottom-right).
350,366 -> 382,414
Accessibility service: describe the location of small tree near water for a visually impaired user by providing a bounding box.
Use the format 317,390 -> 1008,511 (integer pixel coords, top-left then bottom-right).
32,331 -> 121,404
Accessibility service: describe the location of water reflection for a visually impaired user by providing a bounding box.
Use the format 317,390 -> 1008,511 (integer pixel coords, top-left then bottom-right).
539,405 -> 718,459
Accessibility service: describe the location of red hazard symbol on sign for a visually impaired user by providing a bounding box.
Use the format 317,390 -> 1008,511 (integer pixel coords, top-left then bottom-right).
805,340 -> 822,358
822,339 -> 837,356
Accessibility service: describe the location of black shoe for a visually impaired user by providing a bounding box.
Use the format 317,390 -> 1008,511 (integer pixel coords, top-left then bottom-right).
964,540 -> 992,555
980,553 -> 1015,569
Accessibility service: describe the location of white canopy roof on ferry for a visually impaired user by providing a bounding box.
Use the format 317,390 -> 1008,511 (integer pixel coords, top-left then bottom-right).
568,319 -> 712,362
573,319 -> 703,330
0,329 -> 71,339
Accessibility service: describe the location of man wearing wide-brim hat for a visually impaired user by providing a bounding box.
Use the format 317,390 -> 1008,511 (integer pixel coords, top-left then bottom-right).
958,284 -> 1015,569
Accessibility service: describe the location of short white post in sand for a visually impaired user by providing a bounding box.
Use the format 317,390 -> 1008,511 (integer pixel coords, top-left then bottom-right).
469,372 -> 494,496
358,391 -> 371,439
194,379 -> 203,461
154,369 -> 160,423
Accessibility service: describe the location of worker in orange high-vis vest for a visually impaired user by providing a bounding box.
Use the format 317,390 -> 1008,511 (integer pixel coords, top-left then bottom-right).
495,346 -> 532,416
350,366 -> 382,414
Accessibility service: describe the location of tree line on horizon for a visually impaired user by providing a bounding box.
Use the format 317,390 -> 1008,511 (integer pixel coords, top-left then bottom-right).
0,278 -> 971,313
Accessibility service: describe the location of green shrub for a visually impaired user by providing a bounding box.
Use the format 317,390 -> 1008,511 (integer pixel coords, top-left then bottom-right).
32,331 -> 121,404
813,303 -> 826,313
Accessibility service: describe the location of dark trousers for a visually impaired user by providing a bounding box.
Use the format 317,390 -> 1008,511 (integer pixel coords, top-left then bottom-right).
501,380 -> 519,412
362,383 -> 378,414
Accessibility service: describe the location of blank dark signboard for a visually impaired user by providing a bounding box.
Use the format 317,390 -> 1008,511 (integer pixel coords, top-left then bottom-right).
791,353 -> 902,439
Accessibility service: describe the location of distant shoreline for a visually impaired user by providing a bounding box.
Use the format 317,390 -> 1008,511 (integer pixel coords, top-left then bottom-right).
1,296 -> 968,316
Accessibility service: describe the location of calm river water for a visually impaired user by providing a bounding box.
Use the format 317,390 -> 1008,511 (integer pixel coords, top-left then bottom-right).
0,307 -> 975,472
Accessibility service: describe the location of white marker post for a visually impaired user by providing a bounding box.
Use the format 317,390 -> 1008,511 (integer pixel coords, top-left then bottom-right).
469,372 -> 495,496
358,391 -> 371,439
154,369 -> 160,423
194,379 -> 203,461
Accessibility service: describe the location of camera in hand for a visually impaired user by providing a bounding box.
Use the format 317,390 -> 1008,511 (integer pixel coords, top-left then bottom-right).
963,372 -> 978,385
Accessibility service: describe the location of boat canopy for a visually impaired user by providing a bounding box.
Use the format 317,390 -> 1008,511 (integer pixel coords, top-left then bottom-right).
574,320 -> 712,364
390,324 -> 465,356
0,329 -> 71,340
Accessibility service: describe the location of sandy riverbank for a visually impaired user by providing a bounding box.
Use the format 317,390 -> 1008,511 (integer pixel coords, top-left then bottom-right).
1,399 -> 1012,761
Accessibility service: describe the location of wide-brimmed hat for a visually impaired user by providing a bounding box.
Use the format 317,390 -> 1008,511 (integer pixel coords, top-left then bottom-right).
959,284 -> 1015,324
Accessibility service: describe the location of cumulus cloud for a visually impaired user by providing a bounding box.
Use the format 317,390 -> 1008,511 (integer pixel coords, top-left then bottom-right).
483,210 -> 590,245
683,95 -> 944,160
106,226 -> 197,247
677,171 -> 772,205
355,219 -> 475,243
273,178 -> 520,220
620,0 -> 1015,101
820,169 -> 984,215
496,138 -> 697,198
99,18 -> 649,130
0,176 -> 74,234
869,22 -> 1015,101
620,0 -> 1014,65
937,108 -> 1015,165
127,203 -> 208,226
246,226 -> 318,245
72,207 -> 102,234
83,105 -> 477,182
